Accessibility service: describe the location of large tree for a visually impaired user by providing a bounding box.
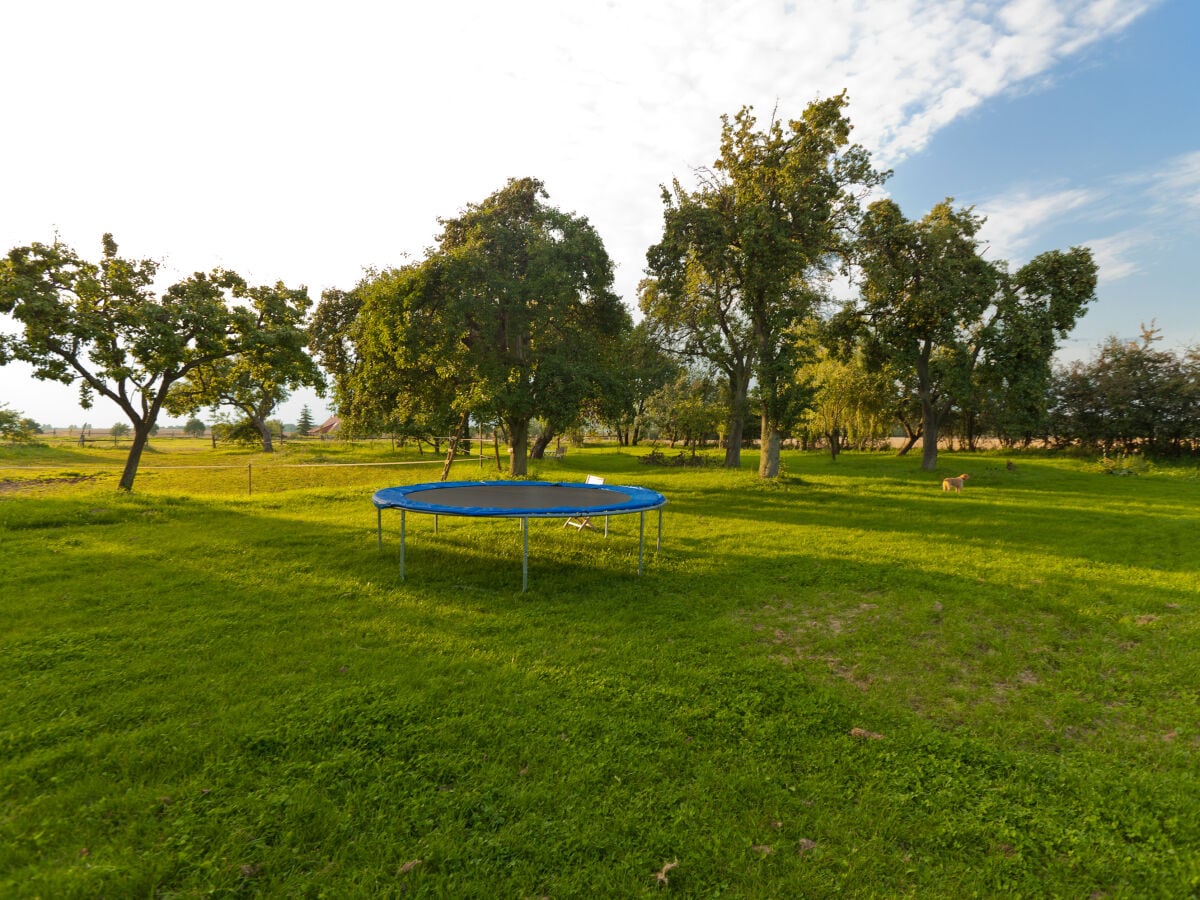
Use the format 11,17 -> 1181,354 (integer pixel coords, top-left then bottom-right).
846,200 -> 1001,471
0,234 -> 314,489
333,178 -> 627,476
845,199 -> 1096,469
969,248 -> 1099,447
166,282 -> 325,452
644,95 -> 886,476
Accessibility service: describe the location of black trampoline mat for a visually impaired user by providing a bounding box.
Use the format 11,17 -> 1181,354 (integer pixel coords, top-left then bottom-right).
407,483 -> 632,511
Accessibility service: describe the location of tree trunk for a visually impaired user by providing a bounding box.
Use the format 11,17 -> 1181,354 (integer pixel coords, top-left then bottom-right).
920,416 -> 939,471
827,428 -> 840,460
118,424 -> 152,491
530,430 -> 554,460
724,376 -> 750,468
758,420 -> 782,477
508,418 -> 529,477
253,416 -> 275,453
440,411 -> 470,481
917,351 -> 939,471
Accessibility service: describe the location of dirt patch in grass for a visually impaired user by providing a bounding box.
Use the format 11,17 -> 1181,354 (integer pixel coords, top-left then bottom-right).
0,474 -> 103,495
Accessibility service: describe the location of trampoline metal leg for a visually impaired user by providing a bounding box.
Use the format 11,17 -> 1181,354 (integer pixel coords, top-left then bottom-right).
400,509 -> 406,581
522,517 -> 529,592
657,508 -> 663,551
377,508 -> 382,550
638,511 -> 645,575
434,514 -> 439,535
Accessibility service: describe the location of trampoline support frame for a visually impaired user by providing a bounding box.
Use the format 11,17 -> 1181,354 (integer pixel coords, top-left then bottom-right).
383,505 -> 664,592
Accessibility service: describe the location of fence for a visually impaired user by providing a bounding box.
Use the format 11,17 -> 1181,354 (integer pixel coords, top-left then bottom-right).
0,457 -> 486,496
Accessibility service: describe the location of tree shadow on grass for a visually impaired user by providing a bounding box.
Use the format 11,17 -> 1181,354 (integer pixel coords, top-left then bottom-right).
4,485 -> 1198,896
671,472 -> 1200,577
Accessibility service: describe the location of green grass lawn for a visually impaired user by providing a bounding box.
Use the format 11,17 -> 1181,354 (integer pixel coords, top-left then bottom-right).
2,442 -> 1198,897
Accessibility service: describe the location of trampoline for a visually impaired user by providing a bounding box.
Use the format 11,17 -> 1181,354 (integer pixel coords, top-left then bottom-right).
372,480 -> 667,591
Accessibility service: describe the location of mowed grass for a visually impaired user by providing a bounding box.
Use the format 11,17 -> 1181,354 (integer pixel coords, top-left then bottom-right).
2,443 -> 1198,897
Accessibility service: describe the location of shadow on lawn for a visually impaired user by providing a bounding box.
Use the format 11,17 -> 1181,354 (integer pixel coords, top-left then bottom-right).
666,474 -> 1199,577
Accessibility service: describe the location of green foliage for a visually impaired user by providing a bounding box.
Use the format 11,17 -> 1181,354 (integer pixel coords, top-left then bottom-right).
109,422 -> 131,440
644,366 -> 725,448
591,321 -> 679,446
1049,325 -> 1200,454
166,282 -> 324,453
0,405 -> 39,443
2,447 -> 1199,895
847,199 -> 1000,471
969,247 -> 1100,447
183,418 -> 207,438
843,200 -> 1095,470
296,405 -> 315,436
799,347 -> 895,456
645,96 -> 887,476
0,235 -> 315,489
327,178 -> 628,476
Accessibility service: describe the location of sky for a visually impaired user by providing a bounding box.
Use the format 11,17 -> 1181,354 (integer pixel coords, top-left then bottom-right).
3,0 -> 1197,428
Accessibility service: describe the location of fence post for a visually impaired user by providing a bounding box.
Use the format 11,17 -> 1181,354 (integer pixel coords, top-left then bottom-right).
248,462 -> 252,496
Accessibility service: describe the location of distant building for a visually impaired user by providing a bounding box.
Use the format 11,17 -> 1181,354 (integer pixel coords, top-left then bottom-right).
314,416 -> 341,436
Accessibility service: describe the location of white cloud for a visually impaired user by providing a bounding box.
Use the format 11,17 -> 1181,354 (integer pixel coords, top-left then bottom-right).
1083,231 -> 1146,283
976,188 -> 1098,260
1151,151 -> 1200,212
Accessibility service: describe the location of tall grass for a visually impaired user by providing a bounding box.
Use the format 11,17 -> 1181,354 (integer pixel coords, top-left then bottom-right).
2,444 -> 1198,897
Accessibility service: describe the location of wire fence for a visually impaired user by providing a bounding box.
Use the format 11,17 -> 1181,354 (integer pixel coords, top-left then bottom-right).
0,457 -> 505,495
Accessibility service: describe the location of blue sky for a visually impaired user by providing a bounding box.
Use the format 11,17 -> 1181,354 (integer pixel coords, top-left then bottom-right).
2,0 -> 1197,427
888,0 -> 1200,357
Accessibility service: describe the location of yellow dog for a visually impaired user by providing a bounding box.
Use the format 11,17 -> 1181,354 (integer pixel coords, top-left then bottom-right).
942,473 -> 970,493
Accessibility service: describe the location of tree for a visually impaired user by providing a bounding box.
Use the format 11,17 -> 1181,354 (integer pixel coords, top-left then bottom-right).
1049,325 -> 1198,455
845,200 -> 1097,469
0,404 -> 38,442
969,248 -> 1099,447
593,321 -> 679,446
644,95 -> 886,476
167,282 -> 325,452
338,178 -> 627,477
799,345 -> 895,458
110,422 -> 131,440
0,234 -> 316,490
296,405 -> 315,435
644,367 -> 725,449
844,200 -> 1001,470
183,417 -> 207,438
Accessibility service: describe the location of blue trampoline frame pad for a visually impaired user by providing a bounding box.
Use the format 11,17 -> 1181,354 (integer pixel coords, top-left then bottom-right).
372,480 -> 667,591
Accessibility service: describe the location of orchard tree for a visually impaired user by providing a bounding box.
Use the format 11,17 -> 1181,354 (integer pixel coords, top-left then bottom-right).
844,199 -> 1095,469
800,346 -> 896,458
0,234 -> 315,490
308,286 -> 363,420
1049,325 -> 1196,454
644,367 -> 725,450
644,95 -> 886,476
844,200 -> 1000,471
0,404 -> 38,442
167,282 -> 325,452
594,321 -> 679,447
970,248 -> 1099,446
339,178 -> 627,476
